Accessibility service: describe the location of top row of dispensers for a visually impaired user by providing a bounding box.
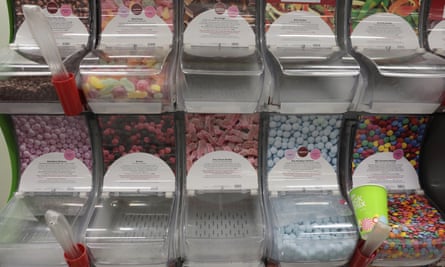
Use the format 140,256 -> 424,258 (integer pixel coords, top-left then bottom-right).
1,0 -> 445,115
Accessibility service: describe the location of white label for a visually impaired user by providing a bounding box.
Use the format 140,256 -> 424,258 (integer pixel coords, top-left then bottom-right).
19,152 -> 91,193
353,152 -> 420,191
429,20 -> 445,52
14,6 -> 89,58
187,151 -> 258,191
268,149 -> 338,192
100,8 -> 173,52
267,11 -> 336,57
103,153 -> 175,193
183,9 -> 256,57
352,13 -> 419,50
443,5 -> 445,18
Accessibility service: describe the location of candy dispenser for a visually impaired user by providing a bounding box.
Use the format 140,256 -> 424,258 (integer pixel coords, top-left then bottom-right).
85,114 -> 180,266
426,0 -> 445,57
178,0 -> 265,113
0,0 -> 94,113
348,0 -> 445,114
264,1 -> 361,114
348,115 -> 445,266
79,0 -> 177,114
263,114 -> 358,266
0,114 -> 95,266
181,113 -> 264,266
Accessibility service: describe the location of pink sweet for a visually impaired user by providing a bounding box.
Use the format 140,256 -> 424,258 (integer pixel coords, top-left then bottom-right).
112,86 -> 127,99
136,79 -> 150,91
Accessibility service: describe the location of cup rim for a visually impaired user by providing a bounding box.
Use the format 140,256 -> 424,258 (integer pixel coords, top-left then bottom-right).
349,183 -> 387,194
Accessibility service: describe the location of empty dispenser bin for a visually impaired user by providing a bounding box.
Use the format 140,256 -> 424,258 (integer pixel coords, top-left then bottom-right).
349,0 -> 445,114
179,1 -> 265,113
0,115 -> 94,266
182,113 -> 264,267
264,114 -> 358,266
79,0 -> 176,113
264,1 -> 361,113
350,115 -> 445,266
85,114 -> 179,266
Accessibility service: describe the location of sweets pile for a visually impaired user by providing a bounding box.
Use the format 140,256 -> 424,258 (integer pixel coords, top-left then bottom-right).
185,113 -> 259,171
267,114 -> 342,170
0,77 -> 58,102
13,115 -> 92,173
353,116 -> 427,170
99,115 -> 176,170
377,193 -> 445,260
272,194 -> 356,263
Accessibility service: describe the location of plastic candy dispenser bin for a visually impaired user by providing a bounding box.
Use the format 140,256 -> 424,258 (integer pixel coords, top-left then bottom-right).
0,115 -> 94,266
179,1 -> 265,113
0,0 -> 93,114
264,114 -> 358,266
350,115 -> 445,266
79,0 -> 176,114
85,114 -> 179,266
349,0 -> 445,114
182,113 -> 265,267
265,1 -> 361,114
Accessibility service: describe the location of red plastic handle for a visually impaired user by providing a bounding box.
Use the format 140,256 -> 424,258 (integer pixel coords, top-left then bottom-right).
349,240 -> 377,267
64,243 -> 90,267
52,73 -> 83,116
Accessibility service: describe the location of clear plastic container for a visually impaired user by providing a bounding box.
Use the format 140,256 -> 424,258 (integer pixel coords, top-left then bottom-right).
86,194 -> 177,266
0,114 -> 94,266
179,1 -> 265,113
86,114 -> 179,266
183,192 -> 264,267
0,193 -> 91,266
264,114 -> 358,266
79,0 -> 176,114
0,48 -> 64,113
350,115 -> 445,266
264,1 -> 360,113
182,113 -> 264,267
349,0 -> 445,114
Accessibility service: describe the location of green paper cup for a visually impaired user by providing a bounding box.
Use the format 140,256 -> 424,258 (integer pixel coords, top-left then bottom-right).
350,184 -> 388,239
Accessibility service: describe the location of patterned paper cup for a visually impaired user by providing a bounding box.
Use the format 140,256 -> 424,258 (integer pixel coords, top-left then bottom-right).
350,184 -> 388,239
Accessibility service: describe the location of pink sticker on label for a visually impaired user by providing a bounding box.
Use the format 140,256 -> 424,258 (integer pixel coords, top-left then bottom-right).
144,6 -> 156,18
214,2 -> 226,15
60,4 -> 72,16
64,149 -> 76,160
393,149 -> 404,160
119,6 -> 130,17
227,5 -> 239,18
310,149 -> 321,160
285,149 -> 296,160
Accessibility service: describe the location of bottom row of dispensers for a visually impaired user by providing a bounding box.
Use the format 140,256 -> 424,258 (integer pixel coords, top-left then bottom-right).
0,113 -> 444,267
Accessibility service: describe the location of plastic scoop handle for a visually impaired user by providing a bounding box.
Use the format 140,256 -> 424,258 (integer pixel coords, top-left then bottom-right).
361,221 -> 392,257
45,210 -> 81,259
22,5 -> 69,79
